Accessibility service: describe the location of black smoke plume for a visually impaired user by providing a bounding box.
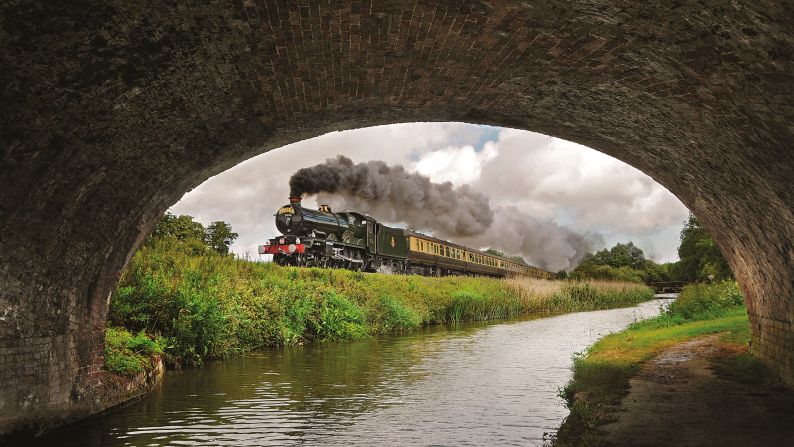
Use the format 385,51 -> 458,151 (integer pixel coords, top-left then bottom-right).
290,156 -> 493,237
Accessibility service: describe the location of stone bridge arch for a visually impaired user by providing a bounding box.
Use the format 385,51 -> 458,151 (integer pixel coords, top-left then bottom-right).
1,0 -> 792,434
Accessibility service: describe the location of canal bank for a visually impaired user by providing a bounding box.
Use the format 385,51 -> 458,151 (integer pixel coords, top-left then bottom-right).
108,240 -> 656,369
595,334 -> 794,447
553,281 -> 794,446
16,299 -> 672,446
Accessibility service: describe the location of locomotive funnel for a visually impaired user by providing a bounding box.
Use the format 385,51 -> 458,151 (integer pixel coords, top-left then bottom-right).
289,196 -> 302,206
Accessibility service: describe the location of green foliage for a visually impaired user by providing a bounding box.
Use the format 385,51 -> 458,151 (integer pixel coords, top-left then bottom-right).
204,221 -> 239,255
378,294 -> 421,332
312,291 -> 368,341
148,212 -> 238,255
104,327 -> 164,375
151,212 -> 206,243
571,241 -> 669,283
110,239 -> 656,367
445,289 -> 520,322
572,263 -> 646,283
671,213 -> 733,282
667,281 -> 744,320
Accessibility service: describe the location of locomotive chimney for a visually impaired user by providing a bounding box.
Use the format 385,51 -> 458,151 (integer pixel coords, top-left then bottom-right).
289,196 -> 302,206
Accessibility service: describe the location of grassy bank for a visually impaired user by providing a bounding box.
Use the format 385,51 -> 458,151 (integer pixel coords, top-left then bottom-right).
107,239 -> 653,368
104,327 -> 165,375
553,281 -> 769,446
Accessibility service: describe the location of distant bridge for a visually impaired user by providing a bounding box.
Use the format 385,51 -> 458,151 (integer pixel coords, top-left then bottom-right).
647,281 -> 685,294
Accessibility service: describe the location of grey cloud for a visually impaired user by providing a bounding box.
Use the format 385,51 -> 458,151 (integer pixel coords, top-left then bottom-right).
473,130 -> 689,233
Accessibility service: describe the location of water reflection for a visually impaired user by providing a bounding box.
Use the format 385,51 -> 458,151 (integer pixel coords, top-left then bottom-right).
31,300 -> 671,446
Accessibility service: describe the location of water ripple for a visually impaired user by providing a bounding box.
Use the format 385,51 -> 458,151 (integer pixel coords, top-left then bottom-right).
32,300 -> 671,446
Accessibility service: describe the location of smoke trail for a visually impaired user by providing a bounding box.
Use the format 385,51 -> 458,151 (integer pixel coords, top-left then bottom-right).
289,155 -> 599,270
455,206 -> 601,271
290,156 -> 493,237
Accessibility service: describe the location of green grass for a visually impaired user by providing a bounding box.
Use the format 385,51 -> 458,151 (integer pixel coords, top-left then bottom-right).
104,327 -> 165,375
108,238 -> 654,367
554,281 -> 758,446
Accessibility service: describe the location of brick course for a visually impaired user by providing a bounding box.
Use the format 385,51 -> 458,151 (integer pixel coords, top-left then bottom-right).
1,0 -> 793,435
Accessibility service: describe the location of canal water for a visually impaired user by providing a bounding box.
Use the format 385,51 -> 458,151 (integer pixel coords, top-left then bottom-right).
33,298 -> 673,446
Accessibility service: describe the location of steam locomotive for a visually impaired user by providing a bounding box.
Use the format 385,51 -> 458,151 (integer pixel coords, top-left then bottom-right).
258,197 -> 554,279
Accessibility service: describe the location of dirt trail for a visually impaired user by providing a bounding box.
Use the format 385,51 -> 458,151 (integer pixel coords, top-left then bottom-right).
596,335 -> 794,447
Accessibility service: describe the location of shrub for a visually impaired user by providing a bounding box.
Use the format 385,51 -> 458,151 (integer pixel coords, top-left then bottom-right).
104,327 -> 164,375
312,291 -> 368,341
667,281 -> 744,320
379,294 -> 421,332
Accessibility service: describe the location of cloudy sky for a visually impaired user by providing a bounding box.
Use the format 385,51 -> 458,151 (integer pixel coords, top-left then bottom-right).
171,123 -> 689,270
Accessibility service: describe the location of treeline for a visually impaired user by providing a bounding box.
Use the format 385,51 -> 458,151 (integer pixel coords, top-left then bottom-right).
567,214 -> 734,284
150,212 -> 239,255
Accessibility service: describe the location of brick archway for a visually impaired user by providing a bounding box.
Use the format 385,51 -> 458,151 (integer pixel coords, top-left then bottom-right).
1,0 -> 792,434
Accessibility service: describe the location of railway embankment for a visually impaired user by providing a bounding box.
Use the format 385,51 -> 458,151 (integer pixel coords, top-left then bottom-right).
105,238 -> 653,371
552,281 -> 794,446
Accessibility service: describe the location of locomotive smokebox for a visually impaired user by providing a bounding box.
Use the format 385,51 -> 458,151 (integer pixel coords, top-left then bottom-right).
289,196 -> 302,206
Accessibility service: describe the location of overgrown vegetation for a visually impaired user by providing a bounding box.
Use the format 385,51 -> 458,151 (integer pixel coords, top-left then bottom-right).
670,213 -> 734,282
104,327 -> 165,375
150,212 -> 239,255
571,241 -> 671,283
107,236 -> 653,368
570,214 -> 734,284
553,281 -> 756,446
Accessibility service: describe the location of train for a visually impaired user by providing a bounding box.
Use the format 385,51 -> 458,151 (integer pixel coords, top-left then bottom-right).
258,196 -> 555,279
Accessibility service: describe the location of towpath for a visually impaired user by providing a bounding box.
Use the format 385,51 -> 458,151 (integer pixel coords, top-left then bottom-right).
595,334 -> 794,447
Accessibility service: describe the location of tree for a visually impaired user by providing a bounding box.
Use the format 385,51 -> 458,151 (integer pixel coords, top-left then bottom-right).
571,241 -> 670,283
150,213 -> 205,242
204,221 -> 239,255
607,242 -> 645,270
671,214 -> 733,282
147,213 -> 238,256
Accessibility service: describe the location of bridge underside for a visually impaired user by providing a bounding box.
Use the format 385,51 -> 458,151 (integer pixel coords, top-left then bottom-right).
1,0 -> 793,434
